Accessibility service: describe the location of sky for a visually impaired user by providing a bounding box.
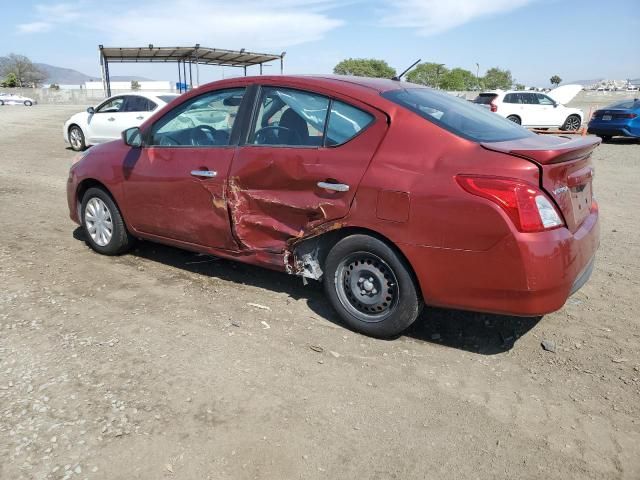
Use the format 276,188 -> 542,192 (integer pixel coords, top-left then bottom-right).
1,0 -> 639,87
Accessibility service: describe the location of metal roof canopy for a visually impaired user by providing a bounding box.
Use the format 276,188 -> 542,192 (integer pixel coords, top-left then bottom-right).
98,44 -> 285,96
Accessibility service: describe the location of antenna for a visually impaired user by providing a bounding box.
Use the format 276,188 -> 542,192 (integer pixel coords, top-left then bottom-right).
392,59 -> 421,81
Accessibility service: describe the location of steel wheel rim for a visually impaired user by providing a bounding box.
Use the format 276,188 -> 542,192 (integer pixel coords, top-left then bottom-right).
70,128 -> 82,149
335,252 -> 399,323
566,116 -> 580,130
85,197 -> 113,247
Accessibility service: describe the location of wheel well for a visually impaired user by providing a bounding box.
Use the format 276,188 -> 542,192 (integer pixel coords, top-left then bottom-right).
75,179 -> 117,217
68,123 -> 83,136
291,227 -> 422,294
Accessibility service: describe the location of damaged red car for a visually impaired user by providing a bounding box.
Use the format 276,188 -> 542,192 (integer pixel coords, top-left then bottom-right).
67,75 -> 600,338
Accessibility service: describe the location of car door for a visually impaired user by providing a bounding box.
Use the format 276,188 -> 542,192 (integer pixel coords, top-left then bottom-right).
121,87 -> 247,249
227,85 -> 387,252
120,95 -> 157,127
533,93 -> 557,126
87,96 -> 127,143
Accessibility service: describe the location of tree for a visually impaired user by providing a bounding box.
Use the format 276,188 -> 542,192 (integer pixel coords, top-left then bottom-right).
333,58 -> 396,78
1,72 -> 19,88
406,62 -> 448,88
0,54 -> 46,87
550,75 -> 562,86
439,68 -> 476,91
49,83 -> 60,90
131,80 -> 141,91
482,67 -> 513,90
514,83 -> 526,91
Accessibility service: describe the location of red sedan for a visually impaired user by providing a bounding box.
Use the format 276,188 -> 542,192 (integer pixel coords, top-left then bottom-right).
67,75 -> 600,338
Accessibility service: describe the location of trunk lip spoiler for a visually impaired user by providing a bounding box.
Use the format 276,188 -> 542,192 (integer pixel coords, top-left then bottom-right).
479,136 -> 601,165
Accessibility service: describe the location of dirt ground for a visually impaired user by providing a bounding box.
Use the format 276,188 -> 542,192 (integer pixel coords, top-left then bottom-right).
1,104 -> 639,480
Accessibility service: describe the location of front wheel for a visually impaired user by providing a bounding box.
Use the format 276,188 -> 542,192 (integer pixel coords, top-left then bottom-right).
68,125 -> 86,151
561,114 -> 581,131
323,235 -> 423,338
81,188 -> 134,255
24,100 -> 33,106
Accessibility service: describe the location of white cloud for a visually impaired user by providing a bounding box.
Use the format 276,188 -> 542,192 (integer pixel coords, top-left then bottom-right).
381,0 -> 537,36
17,0 -> 344,50
17,21 -> 52,34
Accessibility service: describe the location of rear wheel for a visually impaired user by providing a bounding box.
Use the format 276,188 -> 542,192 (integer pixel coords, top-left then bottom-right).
323,234 -> 423,338
68,125 -> 86,151
81,188 -> 134,255
506,115 -> 521,124
562,114 -> 581,131
0,100 -> 4,106
24,100 -> 33,107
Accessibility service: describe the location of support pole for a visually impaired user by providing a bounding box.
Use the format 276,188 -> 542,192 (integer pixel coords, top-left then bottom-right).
280,56 -> 283,75
99,46 -> 107,97
104,57 -> 111,97
177,59 -> 182,93
243,66 -> 247,77
183,59 -> 187,91
189,60 -> 193,90
259,63 -> 263,75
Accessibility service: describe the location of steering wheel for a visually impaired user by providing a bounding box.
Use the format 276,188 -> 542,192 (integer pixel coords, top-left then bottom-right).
253,125 -> 302,145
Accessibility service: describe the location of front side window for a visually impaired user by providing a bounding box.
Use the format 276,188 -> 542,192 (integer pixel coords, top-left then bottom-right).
536,94 -> 555,105
325,101 -> 374,146
97,97 -> 124,113
149,88 -> 245,147
249,87 -> 329,147
383,87 -> 534,143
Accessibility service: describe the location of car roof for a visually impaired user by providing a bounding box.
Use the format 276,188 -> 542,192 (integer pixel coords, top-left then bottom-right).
106,92 -> 179,102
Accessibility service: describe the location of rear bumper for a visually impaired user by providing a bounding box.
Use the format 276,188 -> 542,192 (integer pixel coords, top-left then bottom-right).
588,124 -> 639,138
399,208 -> 600,316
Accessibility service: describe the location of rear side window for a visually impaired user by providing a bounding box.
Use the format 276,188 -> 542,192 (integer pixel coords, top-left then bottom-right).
384,88 -> 534,143
325,101 -> 374,146
504,93 -> 522,104
123,96 -> 156,112
473,94 -> 497,105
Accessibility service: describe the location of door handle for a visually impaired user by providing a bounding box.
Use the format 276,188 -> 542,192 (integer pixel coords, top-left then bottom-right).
317,181 -> 349,192
108,117 -> 115,121
136,116 -> 144,120
191,170 -> 217,178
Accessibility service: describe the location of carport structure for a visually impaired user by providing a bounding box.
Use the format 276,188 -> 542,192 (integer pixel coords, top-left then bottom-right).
98,45 -> 286,96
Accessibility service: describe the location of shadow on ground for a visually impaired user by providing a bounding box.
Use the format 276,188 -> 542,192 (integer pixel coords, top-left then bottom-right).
73,228 -> 542,355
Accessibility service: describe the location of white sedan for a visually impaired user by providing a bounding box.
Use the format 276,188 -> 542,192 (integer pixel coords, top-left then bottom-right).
0,93 -> 36,106
63,92 -> 179,151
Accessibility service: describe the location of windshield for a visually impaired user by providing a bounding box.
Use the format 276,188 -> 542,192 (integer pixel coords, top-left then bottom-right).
384,88 -> 534,143
606,99 -> 640,109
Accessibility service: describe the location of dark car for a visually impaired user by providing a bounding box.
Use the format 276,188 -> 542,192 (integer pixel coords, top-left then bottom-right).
67,75 -> 600,338
588,98 -> 640,141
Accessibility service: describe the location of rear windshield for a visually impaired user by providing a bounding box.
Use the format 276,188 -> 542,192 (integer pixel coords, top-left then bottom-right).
158,95 -> 179,104
606,99 -> 640,109
473,93 -> 497,104
383,88 -> 534,143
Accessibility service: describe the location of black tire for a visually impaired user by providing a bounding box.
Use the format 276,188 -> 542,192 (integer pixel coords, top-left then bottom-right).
561,114 -> 581,131
81,187 -> 134,255
0,100 -> 4,106
506,115 -> 521,125
600,135 -> 612,143
323,234 -> 423,338
24,100 -> 33,106
68,125 -> 86,151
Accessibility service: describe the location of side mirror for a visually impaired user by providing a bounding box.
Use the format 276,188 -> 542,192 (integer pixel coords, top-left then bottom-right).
122,127 -> 143,148
87,106 -> 95,114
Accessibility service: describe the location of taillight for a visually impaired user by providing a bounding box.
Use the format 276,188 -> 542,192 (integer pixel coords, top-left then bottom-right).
490,100 -> 498,112
456,175 -> 564,232
616,113 -> 637,119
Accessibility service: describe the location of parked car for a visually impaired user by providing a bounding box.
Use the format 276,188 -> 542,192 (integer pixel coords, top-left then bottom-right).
67,76 -> 600,338
588,98 -> 640,141
0,93 -> 36,106
63,92 -> 179,151
473,85 -> 583,130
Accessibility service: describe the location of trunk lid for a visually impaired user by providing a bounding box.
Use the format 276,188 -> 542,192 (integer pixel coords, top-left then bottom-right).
481,135 -> 600,233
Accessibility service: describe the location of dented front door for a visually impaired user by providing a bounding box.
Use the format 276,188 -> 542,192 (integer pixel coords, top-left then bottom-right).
227,91 -> 387,253
123,146 -> 238,249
